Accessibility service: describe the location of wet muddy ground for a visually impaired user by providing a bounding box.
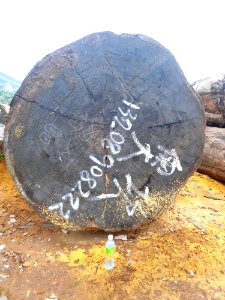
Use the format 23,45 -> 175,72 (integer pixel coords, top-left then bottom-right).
0,160 -> 225,300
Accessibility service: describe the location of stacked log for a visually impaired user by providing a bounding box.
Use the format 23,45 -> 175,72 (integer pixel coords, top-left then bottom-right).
193,75 -> 225,127
198,127 -> 225,183
193,75 -> 225,183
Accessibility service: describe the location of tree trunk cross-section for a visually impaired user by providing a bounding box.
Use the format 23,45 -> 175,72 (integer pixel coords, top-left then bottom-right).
4,32 -> 205,231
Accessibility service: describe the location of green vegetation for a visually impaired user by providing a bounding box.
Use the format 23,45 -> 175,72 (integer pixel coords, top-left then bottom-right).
0,150 -> 4,162
0,88 -> 15,104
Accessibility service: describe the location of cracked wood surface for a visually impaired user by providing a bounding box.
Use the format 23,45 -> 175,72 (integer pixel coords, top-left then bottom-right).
4,32 -> 205,231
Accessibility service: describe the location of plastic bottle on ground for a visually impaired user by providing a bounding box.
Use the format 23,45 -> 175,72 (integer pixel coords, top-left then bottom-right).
105,234 -> 115,270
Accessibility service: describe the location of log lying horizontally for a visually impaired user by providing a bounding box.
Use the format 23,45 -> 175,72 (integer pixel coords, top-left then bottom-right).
193,75 -> 225,127
4,32 -> 205,231
198,126 -> 225,183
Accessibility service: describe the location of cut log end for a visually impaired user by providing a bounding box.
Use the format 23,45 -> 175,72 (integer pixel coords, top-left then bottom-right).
4,32 -> 205,231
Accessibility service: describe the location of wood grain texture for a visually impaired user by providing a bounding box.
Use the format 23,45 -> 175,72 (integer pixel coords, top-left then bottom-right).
4,32 -> 205,231
198,126 -> 225,183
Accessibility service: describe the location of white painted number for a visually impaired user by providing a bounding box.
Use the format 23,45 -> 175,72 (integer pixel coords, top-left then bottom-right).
80,170 -> 97,189
89,154 -> 114,169
90,165 -> 103,177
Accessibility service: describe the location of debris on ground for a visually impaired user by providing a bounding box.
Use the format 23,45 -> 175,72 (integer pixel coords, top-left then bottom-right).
115,235 -> 128,241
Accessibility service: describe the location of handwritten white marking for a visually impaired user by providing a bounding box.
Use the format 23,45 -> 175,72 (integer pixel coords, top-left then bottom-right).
47,97 -> 182,220
151,146 -> 182,176
125,173 -> 149,199
39,123 -> 62,145
39,132 -> 51,144
113,174 -> 148,217
117,131 -> 154,162
111,116 -> 132,131
80,170 -> 97,189
102,137 -> 121,154
109,131 -> 125,144
118,107 -> 137,120
72,181 -> 90,198
122,99 -> 140,110
48,202 -> 70,220
89,154 -> 114,169
71,198 -> 80,210
62,193 -> 80,210
44,124 -> 62,138
126,201 -> 140,216
49,98 -> 140,219
58,142 -> 73,161
89,193 -> 120,201
90,165 -> 103,177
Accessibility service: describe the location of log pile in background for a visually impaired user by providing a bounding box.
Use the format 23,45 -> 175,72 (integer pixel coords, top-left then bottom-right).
193,75 -> 225,127
193,75 -> 225,183
198,127 -> 225,183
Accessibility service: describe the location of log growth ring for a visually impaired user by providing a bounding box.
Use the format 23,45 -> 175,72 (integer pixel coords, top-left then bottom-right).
4,32 -> 205,231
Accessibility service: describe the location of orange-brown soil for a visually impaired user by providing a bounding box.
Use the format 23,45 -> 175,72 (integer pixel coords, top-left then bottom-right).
0,160 -> 225,300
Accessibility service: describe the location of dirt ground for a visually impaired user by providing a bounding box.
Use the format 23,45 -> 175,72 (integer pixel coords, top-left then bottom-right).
0,159 -> 225,300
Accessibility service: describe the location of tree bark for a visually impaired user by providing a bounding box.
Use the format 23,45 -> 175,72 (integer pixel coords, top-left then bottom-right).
198,126 -> 225,183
